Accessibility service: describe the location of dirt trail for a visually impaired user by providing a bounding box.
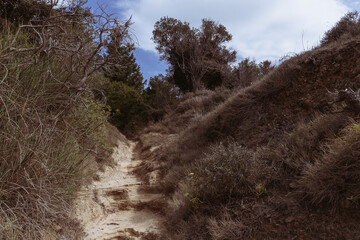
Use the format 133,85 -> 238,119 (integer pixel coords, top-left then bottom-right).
72,139 -> 162,240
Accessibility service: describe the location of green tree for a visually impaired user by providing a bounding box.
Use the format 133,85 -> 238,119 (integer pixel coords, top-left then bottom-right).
104,37 -> 144,92
106,81 -> 148,133
143,74 -> 179,121
145,74 -> 179,109
103,33 -> 148,133
0,0 -> 51,24
152,17 -> 236,92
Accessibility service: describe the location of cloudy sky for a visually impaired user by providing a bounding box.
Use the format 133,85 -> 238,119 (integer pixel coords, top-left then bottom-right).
84,0 -> 360,80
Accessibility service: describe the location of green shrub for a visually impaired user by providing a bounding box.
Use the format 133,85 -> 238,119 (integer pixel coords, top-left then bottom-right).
0,0 -> 51,25
106,81 -> 149,135
145,74 -> 179,108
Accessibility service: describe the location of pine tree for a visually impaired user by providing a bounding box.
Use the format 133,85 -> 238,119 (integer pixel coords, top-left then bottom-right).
104,40 -> 144,92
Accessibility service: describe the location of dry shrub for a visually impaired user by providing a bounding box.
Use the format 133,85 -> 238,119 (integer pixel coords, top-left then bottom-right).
157,114 -> 355,239
159,165 -> 187,195
0,53 -> 110,239
296,121 -> 360,210
175,89 -> 227,114
321,11 -> 360,46
191,142 -> 273,203
208,213 -> 250,240
159,142 -> 273,239
163,63 -> 296,164
164,214 -> 210,240
163,185 -> 192,233
263,113 -> 349,176
143,88 -> 231,135
181,89 -> 215,101
163,35 -> 360,162
0,3 -> 129,237
281,114 -> 346,170
139,14 -> 360,239
148,65 -> 297,195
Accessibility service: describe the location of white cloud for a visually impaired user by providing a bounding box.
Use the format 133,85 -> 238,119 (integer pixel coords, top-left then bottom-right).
53,0 -> 69,7
116,0 -> 349,61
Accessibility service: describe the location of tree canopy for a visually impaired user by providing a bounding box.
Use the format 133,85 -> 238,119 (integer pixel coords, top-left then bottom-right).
152,17 -> 236,92
104,40 -> 144,92
227,58 -> 274,89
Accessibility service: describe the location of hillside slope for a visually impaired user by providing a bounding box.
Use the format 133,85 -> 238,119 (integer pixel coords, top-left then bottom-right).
136,37 -> 360,239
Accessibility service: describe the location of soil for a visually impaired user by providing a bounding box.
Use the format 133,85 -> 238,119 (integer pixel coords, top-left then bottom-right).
72,139 -> 162,240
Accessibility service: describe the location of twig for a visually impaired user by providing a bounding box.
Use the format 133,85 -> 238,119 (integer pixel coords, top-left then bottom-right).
0,63 -> 8,84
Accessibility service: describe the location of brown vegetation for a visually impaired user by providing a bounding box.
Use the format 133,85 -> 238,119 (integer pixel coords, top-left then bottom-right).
0,1 -> 132,238
136,27 -> 360,239
3,3 -> 360,238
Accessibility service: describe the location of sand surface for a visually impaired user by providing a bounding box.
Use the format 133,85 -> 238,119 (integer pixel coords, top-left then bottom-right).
72,140 -> 162,240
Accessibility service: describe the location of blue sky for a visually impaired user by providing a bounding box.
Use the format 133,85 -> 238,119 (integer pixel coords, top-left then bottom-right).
81,0 -> 360,81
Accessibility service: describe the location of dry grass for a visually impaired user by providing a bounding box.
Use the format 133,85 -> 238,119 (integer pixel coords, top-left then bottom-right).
136,34 -> 360,239
259,112 -> 350,183
296,121 -> 360,210
190,142 -> 273,203
0,16 -> 115,239
321,11 -> 360,46
143,88 -> 231,135
208,213 -> 251,240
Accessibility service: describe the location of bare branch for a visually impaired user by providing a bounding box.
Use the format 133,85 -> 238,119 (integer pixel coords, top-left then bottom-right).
5,7 -> 132,90
0,63 -> 9,84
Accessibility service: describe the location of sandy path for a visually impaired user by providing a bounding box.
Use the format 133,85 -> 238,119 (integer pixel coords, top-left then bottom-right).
72,140 -> 162,240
